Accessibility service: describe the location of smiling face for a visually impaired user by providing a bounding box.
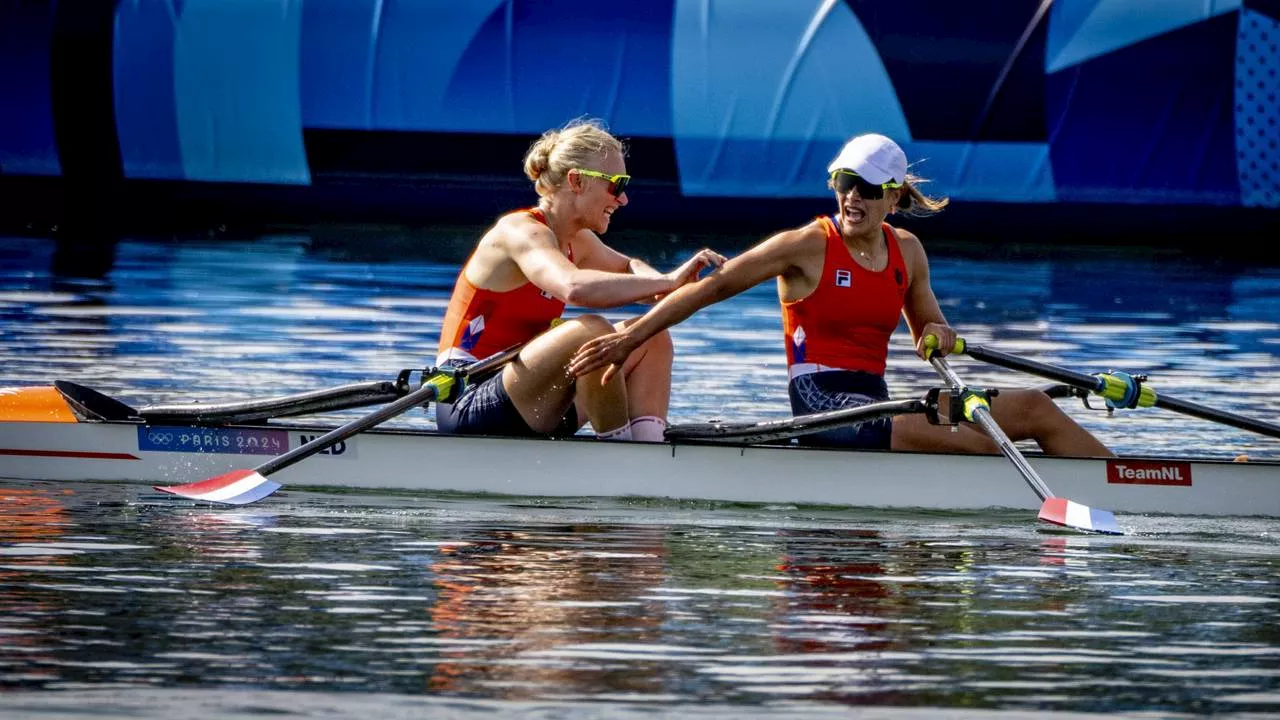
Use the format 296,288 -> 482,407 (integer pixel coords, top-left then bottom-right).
572,151 -> 629,235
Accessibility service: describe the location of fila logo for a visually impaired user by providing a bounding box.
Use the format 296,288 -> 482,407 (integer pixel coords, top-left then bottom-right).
541,289 -> 555,300
834,269 -> 852,287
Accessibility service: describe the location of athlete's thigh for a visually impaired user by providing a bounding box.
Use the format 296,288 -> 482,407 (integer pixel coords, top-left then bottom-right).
503,317 -> 610,415
890,413 -> 999,454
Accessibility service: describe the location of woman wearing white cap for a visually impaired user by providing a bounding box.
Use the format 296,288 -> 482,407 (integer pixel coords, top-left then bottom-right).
568,133 -> 1114,457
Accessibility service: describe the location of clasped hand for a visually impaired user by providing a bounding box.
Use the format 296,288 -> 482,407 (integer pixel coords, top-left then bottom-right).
664,248 -> 727,288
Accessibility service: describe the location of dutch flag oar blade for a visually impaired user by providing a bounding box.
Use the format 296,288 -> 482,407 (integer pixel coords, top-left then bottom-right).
156,469 -> 281,505
1037,498 -> 1122,535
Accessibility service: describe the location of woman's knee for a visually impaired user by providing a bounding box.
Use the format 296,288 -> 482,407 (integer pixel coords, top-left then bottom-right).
564,314 -> 614,340
642,327 -> 673,359
544,314 -> 614,352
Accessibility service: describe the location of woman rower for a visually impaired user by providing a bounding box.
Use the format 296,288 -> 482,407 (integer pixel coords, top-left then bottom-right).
435,118 -> 725,441
568,133 -> 1114,457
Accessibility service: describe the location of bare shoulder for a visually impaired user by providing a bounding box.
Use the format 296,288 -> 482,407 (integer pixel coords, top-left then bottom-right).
890,225 -> 927,261
891,224 -> 923,250
490,211 -> 556,253
767,218 -> 827,255
888,225 -> 931,286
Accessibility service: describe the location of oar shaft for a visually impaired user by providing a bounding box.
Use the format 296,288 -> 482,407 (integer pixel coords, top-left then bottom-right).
253,341 -> 528,477
256,382 -> 439,476
1154,395 -> 1280,439
930,356 -> 1055,502
667,398 -> 925,444
462,342 -> 527,380
965,342 -> 1280,440
968,407 -> 1053,501
964,344 -> 1103,392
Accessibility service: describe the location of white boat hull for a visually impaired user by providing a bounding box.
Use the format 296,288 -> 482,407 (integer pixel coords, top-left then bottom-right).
2,419 -> 1277,518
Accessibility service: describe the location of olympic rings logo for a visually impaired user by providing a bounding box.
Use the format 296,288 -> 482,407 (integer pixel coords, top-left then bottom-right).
147,432 -> 174,445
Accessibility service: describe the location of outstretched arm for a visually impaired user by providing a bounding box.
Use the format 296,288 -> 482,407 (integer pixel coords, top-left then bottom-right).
508,226 -> 678,308
572,229 -> 727,302
569,227 -> 812,382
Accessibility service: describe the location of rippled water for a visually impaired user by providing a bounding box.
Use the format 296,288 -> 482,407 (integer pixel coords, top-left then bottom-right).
1,229 -> 1279,716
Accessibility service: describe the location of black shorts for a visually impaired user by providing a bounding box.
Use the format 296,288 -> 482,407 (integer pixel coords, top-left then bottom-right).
787,370 -> 893,449
435,362 -> 579,438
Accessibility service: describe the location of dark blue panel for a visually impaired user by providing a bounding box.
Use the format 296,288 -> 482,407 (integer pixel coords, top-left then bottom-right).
0,2 -> 60,175
1245,0 -> 1280,21
114,0 -> 182,179
448,0 -> 674,136
300,0 -> 376,129
844,0 -> 1049,142
51,0 -> 123,184
1048,15 -> 1239,205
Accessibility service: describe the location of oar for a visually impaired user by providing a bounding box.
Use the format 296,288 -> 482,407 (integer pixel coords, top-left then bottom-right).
667,398 -> 927,444
139,381 -> 404,425
924,337 -> 1122,535
957,340 -> 1280,440
153,343 -> 528,505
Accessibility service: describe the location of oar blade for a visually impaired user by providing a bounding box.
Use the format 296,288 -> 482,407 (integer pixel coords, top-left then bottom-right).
154,469 -> 281,505
1038,497 -> 1123,535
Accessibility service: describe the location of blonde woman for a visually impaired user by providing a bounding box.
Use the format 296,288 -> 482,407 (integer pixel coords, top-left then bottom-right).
570,133 -> 1113,457
435,118 -> 725,441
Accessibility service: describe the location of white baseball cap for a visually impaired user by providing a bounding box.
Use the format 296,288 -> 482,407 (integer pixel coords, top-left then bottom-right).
827,134 -> 907,185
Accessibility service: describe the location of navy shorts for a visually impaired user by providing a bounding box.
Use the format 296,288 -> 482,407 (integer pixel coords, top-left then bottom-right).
787,370 -> 893,449
435,362 -> 579,438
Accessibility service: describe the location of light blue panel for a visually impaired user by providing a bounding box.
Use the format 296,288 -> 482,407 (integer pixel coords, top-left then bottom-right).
684,140 -> 1058,201
370,0 -> 507,131
1235,9 -> 1279,209
671,0 -> 910,196
173,0 -> 310,184
114,0 -> 183,179
903,141 -> 1057,203
1046,0 -> 1240,73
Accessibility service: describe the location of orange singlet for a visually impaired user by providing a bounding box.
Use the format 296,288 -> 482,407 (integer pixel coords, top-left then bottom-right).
781,217 -> 908,377
436,208 -> 570,364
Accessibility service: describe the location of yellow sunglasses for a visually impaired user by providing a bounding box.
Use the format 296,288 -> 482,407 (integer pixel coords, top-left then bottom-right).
573,168 -> 630,197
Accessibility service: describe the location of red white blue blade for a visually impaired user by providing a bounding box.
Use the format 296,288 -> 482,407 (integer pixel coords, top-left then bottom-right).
1038,497 -> 1123,535
154,469 -> 281,505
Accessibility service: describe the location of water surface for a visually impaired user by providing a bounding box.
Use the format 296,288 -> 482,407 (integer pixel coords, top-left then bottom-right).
0,229 -> 1278,717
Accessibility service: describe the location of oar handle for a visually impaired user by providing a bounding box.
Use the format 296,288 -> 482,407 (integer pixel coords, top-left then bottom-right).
921,334 -> 968,360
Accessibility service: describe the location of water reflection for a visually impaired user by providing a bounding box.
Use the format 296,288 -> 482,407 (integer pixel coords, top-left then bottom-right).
422,524 -> 670,698
0,493 -> 1275,713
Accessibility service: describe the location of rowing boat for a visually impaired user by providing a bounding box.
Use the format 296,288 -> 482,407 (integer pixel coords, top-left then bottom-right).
1,381 -> 1275,519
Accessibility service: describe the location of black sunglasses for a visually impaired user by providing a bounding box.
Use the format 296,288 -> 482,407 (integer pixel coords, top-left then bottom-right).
830,170 -> 902,200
